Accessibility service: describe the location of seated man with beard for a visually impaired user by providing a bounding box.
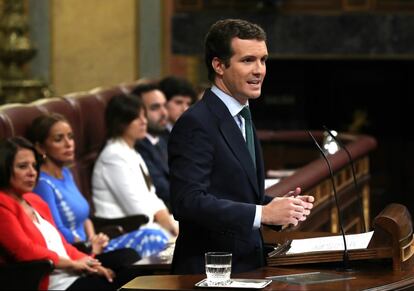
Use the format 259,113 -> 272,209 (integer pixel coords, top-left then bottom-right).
131,83 -> 171,209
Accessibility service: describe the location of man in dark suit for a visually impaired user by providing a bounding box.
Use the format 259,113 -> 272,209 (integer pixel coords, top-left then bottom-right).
132,83 -> 171,208
168,19 -> 315,275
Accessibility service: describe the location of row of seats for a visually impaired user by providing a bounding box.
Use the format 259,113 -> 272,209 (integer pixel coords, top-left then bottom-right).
0,81 -> 140,210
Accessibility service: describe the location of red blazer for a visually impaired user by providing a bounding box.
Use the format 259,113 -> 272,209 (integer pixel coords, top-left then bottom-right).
0,191 -> 87,290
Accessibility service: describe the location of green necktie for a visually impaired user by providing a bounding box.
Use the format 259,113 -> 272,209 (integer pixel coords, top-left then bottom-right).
239,106 -> 256,168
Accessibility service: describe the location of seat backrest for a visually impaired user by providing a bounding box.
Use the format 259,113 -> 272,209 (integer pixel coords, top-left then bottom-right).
94,85 -> 124,105
0,103 -> 46,139
63,91 -> 110,209
0,259 -> 54,290
34,97 -> 83,157
0,85 -> 124,215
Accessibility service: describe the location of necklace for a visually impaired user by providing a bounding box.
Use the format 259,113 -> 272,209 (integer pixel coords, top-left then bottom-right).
22,200 -> 38,222
42,164 -> 63,179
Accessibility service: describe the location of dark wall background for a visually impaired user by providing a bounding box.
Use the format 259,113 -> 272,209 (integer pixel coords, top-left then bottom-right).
253,59 -> 413,218
172,13 -> 414,55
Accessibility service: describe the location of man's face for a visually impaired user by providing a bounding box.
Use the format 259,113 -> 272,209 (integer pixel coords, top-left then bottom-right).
214,38 -> 268,104
141,89 -> 168,134
167,95 -> 192,124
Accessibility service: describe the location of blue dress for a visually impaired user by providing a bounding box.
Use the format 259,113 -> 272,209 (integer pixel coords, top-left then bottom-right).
33,167 -> 169,257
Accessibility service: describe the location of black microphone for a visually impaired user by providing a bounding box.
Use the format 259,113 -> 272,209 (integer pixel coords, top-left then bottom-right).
308,131 -> 351,271
322,125 -> 366,233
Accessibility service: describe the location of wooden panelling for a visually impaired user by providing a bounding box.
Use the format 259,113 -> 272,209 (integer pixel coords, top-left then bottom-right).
174,0 -> 414,12
281,0 -> 342,12
173,0 -> 202,12
299,158 -> 371,233
260,129 -> 374,234
374,0 -> 414,11
174,0 -> 259,11
203,0 -> 258,10
342,0 -> 372,11
174,0 -> 342,12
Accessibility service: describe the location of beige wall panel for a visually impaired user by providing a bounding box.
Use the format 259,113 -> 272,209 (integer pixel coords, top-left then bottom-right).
51,0 -> 137,94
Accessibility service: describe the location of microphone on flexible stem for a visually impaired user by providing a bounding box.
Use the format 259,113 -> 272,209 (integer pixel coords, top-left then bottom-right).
307,131 -> 351,271
322,125 -> 366,233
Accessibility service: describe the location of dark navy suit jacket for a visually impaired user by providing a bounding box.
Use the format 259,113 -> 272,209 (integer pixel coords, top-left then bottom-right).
169,89 -> 270,275
135,136 -> 170,207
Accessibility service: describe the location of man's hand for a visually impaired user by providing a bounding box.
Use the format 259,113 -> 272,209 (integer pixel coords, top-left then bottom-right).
261,187 -> 314,226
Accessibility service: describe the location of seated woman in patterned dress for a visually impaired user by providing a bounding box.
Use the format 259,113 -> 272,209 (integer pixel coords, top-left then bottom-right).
29,112 -> 171,258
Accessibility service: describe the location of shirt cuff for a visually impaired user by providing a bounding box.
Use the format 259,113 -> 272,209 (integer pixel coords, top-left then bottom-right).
253,205 -> 262,229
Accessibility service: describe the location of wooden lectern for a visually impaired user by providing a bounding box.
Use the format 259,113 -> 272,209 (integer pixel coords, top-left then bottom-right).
259,130 -> 377,234
266,203 -> 414,271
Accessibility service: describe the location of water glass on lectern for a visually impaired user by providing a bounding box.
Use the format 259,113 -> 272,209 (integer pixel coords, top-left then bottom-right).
205,252 -> 232,286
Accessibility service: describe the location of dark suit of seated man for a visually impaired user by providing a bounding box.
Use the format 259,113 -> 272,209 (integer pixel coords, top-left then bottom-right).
168,19 -> 315,275
131,83 -> 171,209
135,135 -> 169,208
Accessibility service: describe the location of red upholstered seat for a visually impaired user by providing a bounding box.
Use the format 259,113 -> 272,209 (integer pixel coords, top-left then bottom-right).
0,85 -> 125,212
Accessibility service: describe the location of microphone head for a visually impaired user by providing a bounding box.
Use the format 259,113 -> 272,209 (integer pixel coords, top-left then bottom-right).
322,130 -> 339,155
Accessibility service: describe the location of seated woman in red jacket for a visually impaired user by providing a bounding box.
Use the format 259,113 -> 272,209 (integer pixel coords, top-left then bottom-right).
0,136 -> 132,290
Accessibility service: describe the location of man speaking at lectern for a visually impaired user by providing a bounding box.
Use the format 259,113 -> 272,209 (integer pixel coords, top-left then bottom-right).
168,18 -> 314,275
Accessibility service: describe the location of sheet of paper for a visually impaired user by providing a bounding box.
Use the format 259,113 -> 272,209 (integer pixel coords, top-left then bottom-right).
266,272 -> 356,284
267,169 -> 295,178
286,231 -> 374,254
195,278 -> 272,289
265,178 -> 280,189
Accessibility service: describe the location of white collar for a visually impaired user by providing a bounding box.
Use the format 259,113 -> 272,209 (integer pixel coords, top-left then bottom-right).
145,133 -> 159,145
211,85 -> 249,117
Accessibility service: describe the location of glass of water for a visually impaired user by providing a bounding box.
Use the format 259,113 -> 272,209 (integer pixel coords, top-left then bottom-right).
205,252 -> 232,286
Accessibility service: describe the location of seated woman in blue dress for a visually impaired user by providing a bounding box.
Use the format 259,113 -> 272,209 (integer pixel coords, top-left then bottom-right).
29,112 -> 170,258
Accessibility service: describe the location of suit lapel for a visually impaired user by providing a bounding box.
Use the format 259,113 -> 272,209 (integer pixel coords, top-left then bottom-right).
155,138 -> 169,173
143,138 -> 169,174
220,120 -> 260,197
204,90 -> 260,197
